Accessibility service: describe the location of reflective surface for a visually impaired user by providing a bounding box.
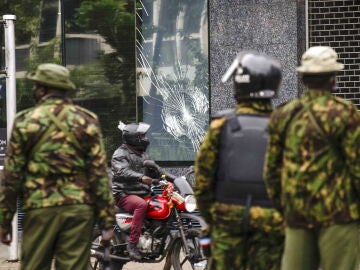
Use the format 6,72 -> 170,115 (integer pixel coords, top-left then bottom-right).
0,0 -> 209,162
136,0 -> 209,161
1,0 -> 137,160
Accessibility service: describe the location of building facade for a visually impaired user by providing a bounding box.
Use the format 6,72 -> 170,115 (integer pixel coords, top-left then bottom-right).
1,0 -> 359,165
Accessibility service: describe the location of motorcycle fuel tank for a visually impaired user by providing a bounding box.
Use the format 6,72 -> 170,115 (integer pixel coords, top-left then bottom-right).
145,195 -> 171,220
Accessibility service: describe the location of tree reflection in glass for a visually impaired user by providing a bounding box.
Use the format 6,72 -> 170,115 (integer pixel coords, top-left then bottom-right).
136,0 -> 209,161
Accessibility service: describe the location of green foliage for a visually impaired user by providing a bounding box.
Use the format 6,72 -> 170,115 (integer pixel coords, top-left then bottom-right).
74,0 -> 137,159
70,61 -> 124,99
25,37 -> 62,73
0,0 -> 43,44
76,0 -> 135,60
75,0 -> 136,115
1,0 -> 138,160
16,79 -> 35,112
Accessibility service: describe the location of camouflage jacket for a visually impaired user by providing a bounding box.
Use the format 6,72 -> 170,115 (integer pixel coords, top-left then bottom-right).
195,100 -> 283,231
0,97 -> 115,234
264,90 -> 360,228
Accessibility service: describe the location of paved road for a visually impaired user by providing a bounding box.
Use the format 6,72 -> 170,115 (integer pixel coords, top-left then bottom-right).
0,243 -> 167,270
0,243 -> 208,270
0,261 -> 166,270
0,258 -> 166,270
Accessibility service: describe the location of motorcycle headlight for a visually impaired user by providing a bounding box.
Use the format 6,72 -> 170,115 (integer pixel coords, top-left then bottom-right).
184,195 -> 197,213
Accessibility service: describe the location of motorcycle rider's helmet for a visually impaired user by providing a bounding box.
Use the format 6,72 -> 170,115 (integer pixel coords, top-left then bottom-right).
118,121 -> 150,150
221,52 -> 282,99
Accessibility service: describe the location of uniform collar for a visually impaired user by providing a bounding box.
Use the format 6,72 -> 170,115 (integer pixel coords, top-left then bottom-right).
301,89 -> 332,102
37,96 -> 72,106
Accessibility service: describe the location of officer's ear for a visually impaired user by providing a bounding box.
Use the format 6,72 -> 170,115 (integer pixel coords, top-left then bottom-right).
329,76 -> 336,87
39,85 -> 47,95
32,84 -> 47,100
325,75 -> 337,92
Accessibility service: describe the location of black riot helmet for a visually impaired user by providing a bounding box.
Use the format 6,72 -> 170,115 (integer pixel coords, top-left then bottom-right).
118,122 -> 151,150
221,52 -> 282,100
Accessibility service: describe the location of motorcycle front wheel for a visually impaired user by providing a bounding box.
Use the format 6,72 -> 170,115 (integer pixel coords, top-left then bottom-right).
170,229 -> 209,270
88,230 -> 125,270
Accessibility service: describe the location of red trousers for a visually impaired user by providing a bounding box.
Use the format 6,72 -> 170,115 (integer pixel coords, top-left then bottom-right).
116,195 -> 148,244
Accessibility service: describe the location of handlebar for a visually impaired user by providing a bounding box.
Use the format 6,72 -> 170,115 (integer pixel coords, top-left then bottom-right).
152,179 -> 160,186
143,160 -> 177,181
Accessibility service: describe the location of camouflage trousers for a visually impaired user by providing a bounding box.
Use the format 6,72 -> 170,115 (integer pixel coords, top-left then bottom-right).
208,202 -> 285,270
21,204 -> 95,270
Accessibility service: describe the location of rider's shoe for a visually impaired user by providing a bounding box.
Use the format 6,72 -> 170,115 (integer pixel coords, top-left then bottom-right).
127,242 -> 142,261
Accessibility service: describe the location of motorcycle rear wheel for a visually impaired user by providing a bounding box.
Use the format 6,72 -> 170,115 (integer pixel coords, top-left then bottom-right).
170,229 -> 208,270
88,230 -> 125,270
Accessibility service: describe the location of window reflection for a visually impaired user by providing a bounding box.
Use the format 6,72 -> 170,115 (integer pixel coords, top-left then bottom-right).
136,0 -> 209,162
65,0 -> 137,160
2,0 -> 138,160
1,0 -> 209,162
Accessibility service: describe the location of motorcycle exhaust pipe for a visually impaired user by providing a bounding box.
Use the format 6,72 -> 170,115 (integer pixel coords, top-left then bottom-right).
90,249 -> 131,262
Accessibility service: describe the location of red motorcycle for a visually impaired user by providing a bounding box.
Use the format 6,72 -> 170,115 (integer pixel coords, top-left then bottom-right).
88,161 -> 208,270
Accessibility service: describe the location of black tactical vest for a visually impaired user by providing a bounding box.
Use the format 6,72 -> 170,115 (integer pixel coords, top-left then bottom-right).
215,111 -> 273,207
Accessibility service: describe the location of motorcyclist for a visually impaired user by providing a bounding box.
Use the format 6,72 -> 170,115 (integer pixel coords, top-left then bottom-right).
111,121 -> 162,260
195,52 -> 285,269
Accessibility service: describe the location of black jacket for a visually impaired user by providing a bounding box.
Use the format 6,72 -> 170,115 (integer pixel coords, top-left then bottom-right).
111,144 -> 159,199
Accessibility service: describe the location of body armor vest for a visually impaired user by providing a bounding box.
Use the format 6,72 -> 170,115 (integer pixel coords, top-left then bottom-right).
215,112 -> 273,207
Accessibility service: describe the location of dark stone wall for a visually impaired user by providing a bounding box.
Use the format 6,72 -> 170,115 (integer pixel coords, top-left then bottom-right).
209,0 -> 306,113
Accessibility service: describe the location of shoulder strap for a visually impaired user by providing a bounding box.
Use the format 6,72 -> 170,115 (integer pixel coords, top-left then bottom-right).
44,107 -> 82,150
29,106 -> 82,157
227,112 -> 241,132
300,100 -> 342,158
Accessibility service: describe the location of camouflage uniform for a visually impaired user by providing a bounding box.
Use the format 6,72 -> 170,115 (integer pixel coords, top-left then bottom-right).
264,91 -> 360,227
264,90 -> 360,270
0,64 -> 114,269
195,100 -> 284,270
264,46 -> 360,270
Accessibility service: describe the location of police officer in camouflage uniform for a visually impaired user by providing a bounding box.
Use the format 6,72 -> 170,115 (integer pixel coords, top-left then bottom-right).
195,52 -> 284,270
264,46 -> 360,270
0,63 -> 115,270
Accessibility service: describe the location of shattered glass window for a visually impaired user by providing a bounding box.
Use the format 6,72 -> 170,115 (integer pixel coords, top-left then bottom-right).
136,0 -> 209,162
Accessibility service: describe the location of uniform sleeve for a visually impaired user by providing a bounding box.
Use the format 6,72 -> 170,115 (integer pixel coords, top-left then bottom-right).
263,114 -> 284,212
342,106 -> 360,197
194,118 -> 225,223
86,120 -> 115,229
0,117 -> 27,234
